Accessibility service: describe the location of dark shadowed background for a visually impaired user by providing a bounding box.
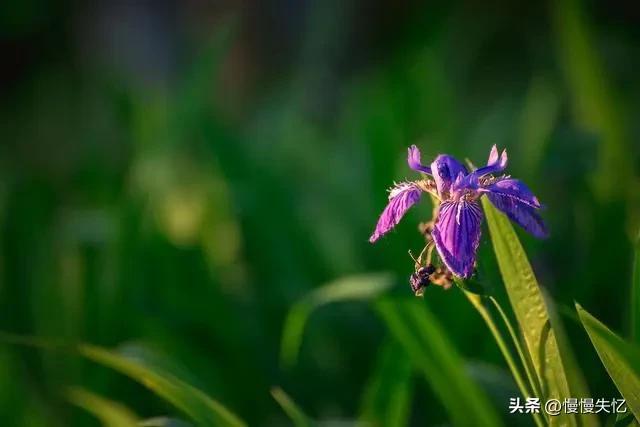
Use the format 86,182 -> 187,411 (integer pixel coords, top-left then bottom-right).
1,0 -> 639,425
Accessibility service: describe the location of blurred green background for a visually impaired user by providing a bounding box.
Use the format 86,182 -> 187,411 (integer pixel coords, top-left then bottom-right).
1,0 -> 639,425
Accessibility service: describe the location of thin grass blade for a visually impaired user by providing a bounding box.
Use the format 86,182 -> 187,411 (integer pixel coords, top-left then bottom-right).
359,339 -> 412,427
66,387 -> 139,427
270,387 -> 313,427
280,272 -> 394,367
0,332 -> 238,426
78,344 -> 246,427
376,297 -> 503,427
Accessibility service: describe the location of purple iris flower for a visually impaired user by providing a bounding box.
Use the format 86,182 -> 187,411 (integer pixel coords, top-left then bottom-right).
370,145 -> 548,278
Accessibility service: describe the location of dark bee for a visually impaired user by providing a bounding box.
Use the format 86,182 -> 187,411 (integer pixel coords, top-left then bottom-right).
409,264 -> 436,296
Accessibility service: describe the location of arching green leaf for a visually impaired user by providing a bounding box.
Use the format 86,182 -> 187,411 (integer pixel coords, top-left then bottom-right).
78,344 -> 246,427
577,304 -> 640,421
66,387 -> 139,427
280,272 -> 394,367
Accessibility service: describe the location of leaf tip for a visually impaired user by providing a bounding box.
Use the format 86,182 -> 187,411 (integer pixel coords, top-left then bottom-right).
574,302 -> 588,319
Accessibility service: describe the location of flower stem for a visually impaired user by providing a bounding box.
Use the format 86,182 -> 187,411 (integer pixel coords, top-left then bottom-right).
464,291 -> 546,427
488,296 -> 544,403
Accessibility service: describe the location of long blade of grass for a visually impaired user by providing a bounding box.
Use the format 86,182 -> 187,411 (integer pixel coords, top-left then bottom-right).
78,344 -> 246,427
359,339 -> 413,427
376,298 -> 503,427
67,387 -> 139,427
576,304 -> 640,421
280,272 -> 394,367
0,333 -> 246,427
270,387 -> 313,427
482,197 -> 577,426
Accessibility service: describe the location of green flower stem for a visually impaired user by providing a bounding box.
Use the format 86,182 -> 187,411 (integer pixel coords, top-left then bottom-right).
464,292 -> 546,427
489,296 -> 545,403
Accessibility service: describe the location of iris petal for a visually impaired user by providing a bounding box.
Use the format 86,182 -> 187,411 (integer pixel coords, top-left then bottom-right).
459,145 -> 508,190
432,200 -> 483,278
369,182 -> 422,243
407,145 -> 432,174
487,144 -> 500,165
482,178 -> 541,208
481,144 -> 508,175
430,155 -> 468,195
487,193 -> 548,238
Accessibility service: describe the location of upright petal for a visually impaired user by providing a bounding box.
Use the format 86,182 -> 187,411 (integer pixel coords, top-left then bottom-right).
430,155 -> 468,196
407,145 -> 432,174
482,178 -> 541,208
486,145 -> 508,173
432,200 -> 483,278
487,192 -> 548,238
369,182 -> 422,242
459,145 -> 508,190
487,144 -> 500,165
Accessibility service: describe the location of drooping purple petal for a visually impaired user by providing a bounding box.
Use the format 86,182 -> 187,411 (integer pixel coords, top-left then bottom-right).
432,200 -> 483,278
430,155 -> 468,196
487,193 -> 548,238
481,178 -> 541,208
369,182 -> 423,243
407,145 -> 432,174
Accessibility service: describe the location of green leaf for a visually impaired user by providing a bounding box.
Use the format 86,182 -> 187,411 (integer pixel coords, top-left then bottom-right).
359,339 -> 413,427
78,344 -> 246,427
576,303 -> 640,421
66,387 -> 139,427
0,332 -> 246,427
542,289 -> 597,427
615,411 -> 639,427
270,387 -> 313,427
280,272 -> 394,367
376,298 -> 503,427
632,235 -> 640,344
482,198 -> 578,426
